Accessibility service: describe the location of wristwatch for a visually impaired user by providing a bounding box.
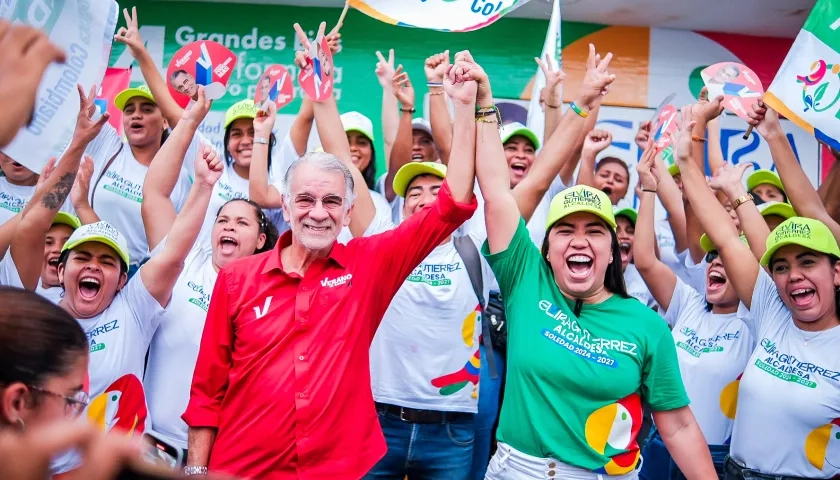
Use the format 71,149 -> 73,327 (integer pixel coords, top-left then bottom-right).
184,465 -> 209,476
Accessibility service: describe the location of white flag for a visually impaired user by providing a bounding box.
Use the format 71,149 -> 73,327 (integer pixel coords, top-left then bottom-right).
526,0 -> 561,147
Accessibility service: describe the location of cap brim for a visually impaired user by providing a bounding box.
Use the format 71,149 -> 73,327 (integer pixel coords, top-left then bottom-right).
63,236 -> 130,267
52,212 -> 81,230
668,164 -> 680,177
114,89 -> 155,111
344,126 -> 374,142
502,127 -> 540,150
760,203 -> 796,220
393,163 -> 446,198
224,113 -> 256,129
747,171 -> 785,193
546,206 -> 616,232
700,234 -> 715,253
614,209 -> 637,225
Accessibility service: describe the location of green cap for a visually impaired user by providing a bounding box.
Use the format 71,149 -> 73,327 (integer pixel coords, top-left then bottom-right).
760,217 -> 840,267
747,169 -> 785,194
546,185 -> 616,231
500,122 -> 540,150
392,162 -> 447,198
224,100 -> 257,129
52,212 -> 82,230
613,206 -> 638,225
62,221 -> 130,267
699,233 -> 748,253
341,111 -> 375,142
757,201 -> 796,221
114,85 -> 155,111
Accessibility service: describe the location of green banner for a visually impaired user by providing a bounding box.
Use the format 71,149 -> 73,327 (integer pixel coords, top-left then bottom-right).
110,1 -> 602,168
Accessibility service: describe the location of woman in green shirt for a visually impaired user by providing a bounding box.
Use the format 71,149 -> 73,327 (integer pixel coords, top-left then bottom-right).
468,46 -> 717,479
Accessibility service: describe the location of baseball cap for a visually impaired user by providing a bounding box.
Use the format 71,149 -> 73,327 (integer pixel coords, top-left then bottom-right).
613,206 -> 638,225
546,185 -> 616,231
114,85 -> 156,111
500,122 -> 540,150
341,112 -> 375,142
700,233 -> 748,253
224,100 -> 257,129
52,212 -> 82,230
747,169 -> 785,194
760,217 -> 840,267
660,146 -> 680,177
757,201 -> 796,220
412,118 -> 433,137
392,161 -> 447,198
62,221 -> 130,267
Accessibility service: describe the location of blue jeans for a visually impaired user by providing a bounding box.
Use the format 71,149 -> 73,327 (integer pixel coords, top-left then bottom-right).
364,409 -> 476,480
469,346 -> 505,480
640,428 -> 728,480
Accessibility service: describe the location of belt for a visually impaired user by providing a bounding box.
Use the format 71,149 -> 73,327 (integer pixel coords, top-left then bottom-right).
375,402 -> 475,424
724,456 -> 813,480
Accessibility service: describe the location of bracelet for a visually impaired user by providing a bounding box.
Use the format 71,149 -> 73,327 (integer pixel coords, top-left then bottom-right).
429,90 -> 445,96
184,466 -> 209,476
731,194 -> 754,210
691,135 -> 707,142
641,188 -> 657,193
475,105 -> 502,125
400,107 -> 416,114
569,101 -> 589,118
254,137 -> 269,145
426,82 -> 443,87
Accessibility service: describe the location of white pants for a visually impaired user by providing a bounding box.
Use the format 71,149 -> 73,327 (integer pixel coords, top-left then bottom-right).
485,442 -> 641,480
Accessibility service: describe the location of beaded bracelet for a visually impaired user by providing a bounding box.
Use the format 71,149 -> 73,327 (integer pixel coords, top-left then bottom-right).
569,102 -> 589,118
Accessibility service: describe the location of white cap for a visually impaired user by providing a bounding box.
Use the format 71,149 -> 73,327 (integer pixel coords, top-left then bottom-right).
412,118 -> 433,137
61,221 -> 130,267
340,111 -> 375,141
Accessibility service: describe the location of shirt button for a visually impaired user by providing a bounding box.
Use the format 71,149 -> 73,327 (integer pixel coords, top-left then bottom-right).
299,393 -> 306,398
299,318 -> 306,324
298,355 -> 305,361
302,286 -> 307,291
548,462 -> 556,468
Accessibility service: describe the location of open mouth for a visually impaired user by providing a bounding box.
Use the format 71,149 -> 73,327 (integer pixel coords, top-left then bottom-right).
790,287 -> 816,307
566,254 -> 593,279
78,276 -> 101,300
708,271 -> 726,291
510,162 -> 527,175
350,154 -> 361,165
619,242 -> 631,262
219,236 -> 239,255
128,121 -> 144,134
602,186 -> 614,196
11,161 -> 24,168
47,257 -> 60,271
411,153 -> 424,161
304,224 -> 331,235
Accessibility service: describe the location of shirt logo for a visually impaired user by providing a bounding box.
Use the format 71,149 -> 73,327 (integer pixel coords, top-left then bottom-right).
253,296 -> 273,319
321,273 -> 352,288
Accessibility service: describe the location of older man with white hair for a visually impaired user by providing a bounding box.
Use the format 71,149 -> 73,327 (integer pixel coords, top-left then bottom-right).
182,66 -> 479,480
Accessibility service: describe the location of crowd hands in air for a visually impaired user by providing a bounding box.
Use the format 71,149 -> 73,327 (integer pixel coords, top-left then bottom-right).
1,5 -> 839,480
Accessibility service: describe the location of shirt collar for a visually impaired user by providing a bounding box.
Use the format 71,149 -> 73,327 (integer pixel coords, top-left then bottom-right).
261,229 -> 348,274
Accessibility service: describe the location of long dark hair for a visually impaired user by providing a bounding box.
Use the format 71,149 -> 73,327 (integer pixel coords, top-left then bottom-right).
223,124 -> 275,172
0,287 -> 87,403
216,198 -> 279,253
361,147 -> 377,191
541,220 -> 629,299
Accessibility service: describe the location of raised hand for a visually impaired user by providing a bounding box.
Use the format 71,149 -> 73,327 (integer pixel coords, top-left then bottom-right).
325,32 -> 341,55
673,105 -> 698,164
709,162 -> 752,197
254,100 -> 277,139
425,50 -> 450,84
113,7 -> 144,56
636,139 -> 660,192
194,144 -> 223,187
293,22 -> 327,69
375,49 -> 396,90
689,86 -> 724,123
746,100 -> 784,138
392,65 -> 415,109
182,86 -> 211,124
0,20 -> 66,147
73,84 -> 109,145
635,121 -> 652,151
576,44 -> 616,111
535,53 -> 565,100
36,157 -> 57,190
582,129 -> 613,157
71,155 -> 94,209
444,61 -> 478,106
452,50 -> 490,106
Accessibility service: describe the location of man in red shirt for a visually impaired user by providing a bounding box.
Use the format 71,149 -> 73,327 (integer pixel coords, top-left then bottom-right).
182,55 -> 480,479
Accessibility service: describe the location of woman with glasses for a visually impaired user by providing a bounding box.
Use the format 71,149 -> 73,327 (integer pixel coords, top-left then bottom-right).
0,287 -> 89,429
633,143 -> 754,480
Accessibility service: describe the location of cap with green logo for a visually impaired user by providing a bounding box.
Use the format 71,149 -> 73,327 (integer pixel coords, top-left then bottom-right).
52,212 -> 82,230
747,169 -> 785,194
760,217 -> 840,266
500,122 -> 540,150
392,162 -> 447,198
114,85 -> 156,111
613,206 -> 638,225
757,201 -> 796,220
62,221 -> 130,267
700,233 -> 748,253
224,100 -> 258,129
341,112 -> 375,142
546,185 -> 616,231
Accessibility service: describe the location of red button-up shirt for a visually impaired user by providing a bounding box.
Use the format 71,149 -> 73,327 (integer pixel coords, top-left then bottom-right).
183,181 -> 476,480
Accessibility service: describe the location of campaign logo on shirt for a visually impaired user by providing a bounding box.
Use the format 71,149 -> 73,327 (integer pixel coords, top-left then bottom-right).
87,374 -> 147,436
430,304 -> 481,399
216,182 -> 247,203
407,262 -> 461,286
805,418 -> 840,472
656,231 -> 676,249
755,338 -> 840,388
676,327 -> 742,358
187,281 -> 211,312
0,192 -> 25,213
102,171 -> 143,203
585,393 -> 643,475
86,319 -> 120,352
539,300 -> 638,369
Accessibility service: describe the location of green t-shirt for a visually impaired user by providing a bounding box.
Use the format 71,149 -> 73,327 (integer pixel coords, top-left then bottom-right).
481,218 -> 689,474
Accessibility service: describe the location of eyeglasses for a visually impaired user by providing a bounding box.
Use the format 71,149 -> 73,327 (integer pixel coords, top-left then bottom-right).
705,250 -> 720,264
293,194 -> 344,210
27,385 -> 89,417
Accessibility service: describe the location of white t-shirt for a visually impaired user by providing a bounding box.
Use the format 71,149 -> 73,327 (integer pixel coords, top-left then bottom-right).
77,273 -> 163,436
664,278 -> 754,445
0,176 -> 74,226
370,233 -> 493,413
83,124 -> 193,266
624,264 -> 658,310
656,219 -> 690,284
145,241 -> 217,449
36,284 -> 63,304
0,250 -> 62,304
730,269 -> 840,478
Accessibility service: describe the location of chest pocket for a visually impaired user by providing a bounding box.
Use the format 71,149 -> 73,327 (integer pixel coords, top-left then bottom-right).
318,273 -> 354,307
